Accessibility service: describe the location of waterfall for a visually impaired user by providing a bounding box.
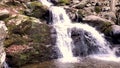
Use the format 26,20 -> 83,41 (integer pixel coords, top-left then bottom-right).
39,0 -> 53,7
39,0 -> 120,62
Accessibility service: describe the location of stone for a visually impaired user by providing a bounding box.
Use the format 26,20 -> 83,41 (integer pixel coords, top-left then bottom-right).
109,25 -> 120,44
0,24 -> 7,68
83,15 -> 114,31
0,9 -> 10,20
5,22 -> 58,67
24,1 -> 49,19
6,14 -> 41,25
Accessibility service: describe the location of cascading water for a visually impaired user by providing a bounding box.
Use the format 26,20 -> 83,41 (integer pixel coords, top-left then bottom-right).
39,0 -> 120,62
39,0 -> 52,7
49,6 -> 78,62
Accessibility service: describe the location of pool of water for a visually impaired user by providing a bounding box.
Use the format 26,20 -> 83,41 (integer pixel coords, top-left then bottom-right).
21,57 -> 120,68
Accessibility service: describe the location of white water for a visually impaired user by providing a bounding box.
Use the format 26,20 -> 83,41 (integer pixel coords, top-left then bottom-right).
39,0 -> 52,7
39,0 -> 120,62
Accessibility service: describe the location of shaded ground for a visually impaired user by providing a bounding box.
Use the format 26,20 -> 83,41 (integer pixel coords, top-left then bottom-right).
21,57 -> 120,68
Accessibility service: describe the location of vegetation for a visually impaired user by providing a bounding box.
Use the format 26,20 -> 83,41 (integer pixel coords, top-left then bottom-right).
94,6 -> 101,13
23,1 -> 49,20
58,0 -> 70,5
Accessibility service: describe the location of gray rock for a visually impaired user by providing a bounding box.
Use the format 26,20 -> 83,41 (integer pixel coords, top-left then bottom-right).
0,27 -> 7,68
110,25 -> 120,43
83,15 -> 114,31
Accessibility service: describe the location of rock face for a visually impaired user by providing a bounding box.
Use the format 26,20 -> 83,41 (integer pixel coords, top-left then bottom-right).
0,21 -> 7,68
4,16 -> 58,67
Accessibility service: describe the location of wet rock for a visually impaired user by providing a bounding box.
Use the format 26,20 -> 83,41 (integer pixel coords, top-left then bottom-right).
71,28 -> 100,57
51,0 -> 59,5
104,25 -> 120,44
0,23 -> 7,68
50,27 -> 57,45
71,29 -> 88,57
114,47 -> 120,57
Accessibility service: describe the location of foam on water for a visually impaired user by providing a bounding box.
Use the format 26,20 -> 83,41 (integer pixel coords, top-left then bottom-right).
39,0 -> 120,63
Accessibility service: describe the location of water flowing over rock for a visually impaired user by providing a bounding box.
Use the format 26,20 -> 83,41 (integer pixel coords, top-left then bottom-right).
40,0 -> 118,62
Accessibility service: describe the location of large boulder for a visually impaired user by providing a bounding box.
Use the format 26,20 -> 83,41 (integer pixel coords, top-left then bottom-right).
24,1 -> 49,20
5,17 -> 58,67
71,28 -> 88,56
83,15 -> 115,32
104,25 -> 120,44
71,28 -> 101,57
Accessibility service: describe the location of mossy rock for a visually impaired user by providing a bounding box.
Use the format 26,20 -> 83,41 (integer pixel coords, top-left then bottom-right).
24,1 -> 49,19
103,26 -> 112,36
52,0 -> 70,6
75,4 -> 86,9
94,6 -> 101,13
5,14 -> 40,25
59,0 -> 70,5
6,43 -> 56,67
4,15 -> 41,47
27,1 -> 42,8
28,23 -> 51,44
4,20 -> 57,67
4,34 -> 28,47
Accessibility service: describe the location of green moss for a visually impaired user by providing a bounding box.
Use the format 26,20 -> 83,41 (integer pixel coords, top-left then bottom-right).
24,1 -> 48,19
5,14 -> 53,66
28,1 -> 42,8
4,34 -> 27,47
100,22 -> 112,36
58,0 -> 70,5
29,24 -> 51,44
94,6 -> 101,13
78,10 -> 84,17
